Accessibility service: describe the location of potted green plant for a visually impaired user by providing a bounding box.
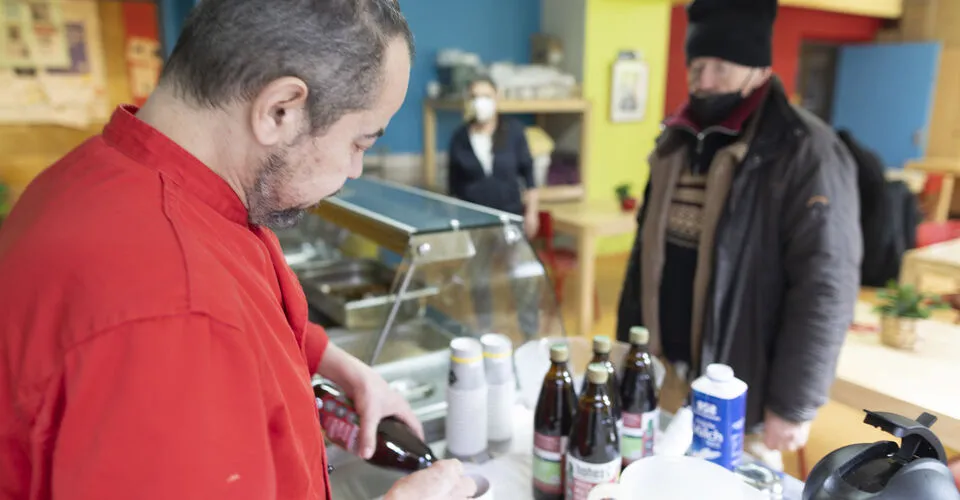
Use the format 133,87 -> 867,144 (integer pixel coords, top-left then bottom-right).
874,280 -> 949,350
0,182 -> 10,226
614,183 -> 637,212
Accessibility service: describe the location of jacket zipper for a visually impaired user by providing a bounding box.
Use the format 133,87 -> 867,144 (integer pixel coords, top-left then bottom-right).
676,125 -> 737,155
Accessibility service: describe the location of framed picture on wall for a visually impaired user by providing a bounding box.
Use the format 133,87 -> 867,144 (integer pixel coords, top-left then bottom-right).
610,51 -> 649,123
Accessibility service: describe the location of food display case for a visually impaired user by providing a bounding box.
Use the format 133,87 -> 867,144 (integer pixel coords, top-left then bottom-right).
275,177 -> 565,499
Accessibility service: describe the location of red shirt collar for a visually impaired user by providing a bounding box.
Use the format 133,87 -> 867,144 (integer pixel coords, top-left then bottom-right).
102,105 -> 249,225
664,79 -> 772,133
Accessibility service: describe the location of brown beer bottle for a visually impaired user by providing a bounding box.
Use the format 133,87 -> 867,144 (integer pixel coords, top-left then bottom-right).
313,378 -> 436,472
565,363 -> 621,500
579,336 -> 621,422
533,344 -> 578,500
619,326 -> 660,467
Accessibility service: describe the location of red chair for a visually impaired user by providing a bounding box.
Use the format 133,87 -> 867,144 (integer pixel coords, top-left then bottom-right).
534,211 -> 600,321
917,220 -> 960,248
916,171 -> 960,247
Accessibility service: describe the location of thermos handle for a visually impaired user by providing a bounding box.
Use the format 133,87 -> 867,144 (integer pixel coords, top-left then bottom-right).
587,483 -> 623,500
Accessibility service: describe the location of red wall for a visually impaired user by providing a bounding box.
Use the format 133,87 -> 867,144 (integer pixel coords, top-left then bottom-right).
664,6 -> 883,115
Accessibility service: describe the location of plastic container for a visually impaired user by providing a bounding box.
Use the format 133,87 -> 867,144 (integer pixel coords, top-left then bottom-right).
689,364 -> 748,470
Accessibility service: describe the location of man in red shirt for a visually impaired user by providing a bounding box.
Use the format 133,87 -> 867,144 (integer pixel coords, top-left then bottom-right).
0,1 -> 475,499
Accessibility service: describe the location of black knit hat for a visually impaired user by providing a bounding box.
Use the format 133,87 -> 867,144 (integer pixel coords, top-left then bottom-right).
685,0 -> 778,68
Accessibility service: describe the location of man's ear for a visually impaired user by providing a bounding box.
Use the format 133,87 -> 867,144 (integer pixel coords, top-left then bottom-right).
250,77 -> 309,147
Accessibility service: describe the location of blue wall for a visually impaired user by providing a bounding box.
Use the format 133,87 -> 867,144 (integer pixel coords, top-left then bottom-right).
381,0 -> 541,154
159,0 -> 541,154
158,0 -> 195,58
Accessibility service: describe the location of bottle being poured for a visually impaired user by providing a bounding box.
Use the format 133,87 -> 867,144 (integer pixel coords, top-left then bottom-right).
313,377 -> 437,472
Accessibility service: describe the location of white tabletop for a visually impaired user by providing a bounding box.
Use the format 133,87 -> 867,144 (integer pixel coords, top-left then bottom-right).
831,302 -> 960,451
428,405 -> 804,500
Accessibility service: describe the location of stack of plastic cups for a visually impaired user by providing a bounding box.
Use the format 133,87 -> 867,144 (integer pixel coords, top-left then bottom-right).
481,333 -> 515,454
446,337 -> 489,462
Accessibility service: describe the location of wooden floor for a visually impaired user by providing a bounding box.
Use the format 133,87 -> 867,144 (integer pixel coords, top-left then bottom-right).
557,253 -> 958,479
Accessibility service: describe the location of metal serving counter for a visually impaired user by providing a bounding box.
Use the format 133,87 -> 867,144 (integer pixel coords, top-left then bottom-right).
277,177 -> 565,479
280,177 -> 563,361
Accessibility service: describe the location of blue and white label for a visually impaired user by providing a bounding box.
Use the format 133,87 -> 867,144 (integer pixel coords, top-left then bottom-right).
689,389 -> 746,470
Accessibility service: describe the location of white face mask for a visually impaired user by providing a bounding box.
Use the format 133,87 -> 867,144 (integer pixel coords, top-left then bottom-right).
470,96 -> 497,123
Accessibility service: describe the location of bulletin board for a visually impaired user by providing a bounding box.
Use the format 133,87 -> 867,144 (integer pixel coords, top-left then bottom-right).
0,0 -> 109,128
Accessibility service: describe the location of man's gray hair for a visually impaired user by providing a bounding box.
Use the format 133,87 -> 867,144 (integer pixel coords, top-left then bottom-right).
160,0 -> 414,133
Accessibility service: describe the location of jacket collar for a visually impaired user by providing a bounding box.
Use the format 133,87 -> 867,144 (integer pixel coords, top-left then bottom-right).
664,78 -> 772,134
654,77 -> 806,162
102,105 -> 249,225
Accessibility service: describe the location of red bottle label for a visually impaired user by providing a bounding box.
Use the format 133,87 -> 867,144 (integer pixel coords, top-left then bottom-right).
533,433 -> 567,494
564,455 -> 620,500
621,409 -> 659,466
316,393 -> 360,451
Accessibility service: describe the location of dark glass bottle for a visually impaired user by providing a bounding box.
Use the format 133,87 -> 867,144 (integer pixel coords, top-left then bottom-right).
619,326 -> 660,467
313,378 -> 436,472
565,363 -> 621,500
533,344 -> 578,500
579,336 -> 621,422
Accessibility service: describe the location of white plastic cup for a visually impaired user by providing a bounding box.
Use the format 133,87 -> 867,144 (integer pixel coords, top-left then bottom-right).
481,333 -> 515,446
466,472 -> 494,500
446,386 -> 488,458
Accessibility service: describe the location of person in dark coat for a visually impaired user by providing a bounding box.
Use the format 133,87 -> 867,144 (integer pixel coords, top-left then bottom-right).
616,0 -> 862,465
447,77 -> 541,338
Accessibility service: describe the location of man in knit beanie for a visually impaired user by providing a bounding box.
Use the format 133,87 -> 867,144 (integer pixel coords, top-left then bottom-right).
617,0 -> 862,469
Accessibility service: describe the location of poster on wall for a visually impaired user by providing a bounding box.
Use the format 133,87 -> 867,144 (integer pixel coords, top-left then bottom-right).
25,0 -> 69,68
121,1 -> 160,108
0,0 -> 69,69
0,0 -> 107,127
610,51 -> 649,124
126,36 -> 161,106
0,0 -> 32,67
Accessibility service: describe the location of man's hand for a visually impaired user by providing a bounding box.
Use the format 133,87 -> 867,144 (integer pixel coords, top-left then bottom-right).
316,344 -> 423,459
523,213 -> 540,240
385,460 -> 476,500
763,409 -> 811,452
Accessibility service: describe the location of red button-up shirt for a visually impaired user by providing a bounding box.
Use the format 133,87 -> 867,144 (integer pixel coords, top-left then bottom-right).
0,106 -> 332,500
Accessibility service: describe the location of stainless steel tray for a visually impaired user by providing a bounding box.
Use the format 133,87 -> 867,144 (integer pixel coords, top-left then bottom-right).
326,319 -> 453,365
296,259 -> 438,330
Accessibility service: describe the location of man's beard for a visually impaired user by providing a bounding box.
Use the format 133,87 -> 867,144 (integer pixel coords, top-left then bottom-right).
247,150 -> 308,230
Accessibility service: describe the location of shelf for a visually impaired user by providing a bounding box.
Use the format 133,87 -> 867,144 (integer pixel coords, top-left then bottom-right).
425,97 -> 590,114
671,0 -> 901,18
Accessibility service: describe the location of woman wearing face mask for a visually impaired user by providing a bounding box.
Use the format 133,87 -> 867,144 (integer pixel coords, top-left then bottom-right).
447,77 -> 540,338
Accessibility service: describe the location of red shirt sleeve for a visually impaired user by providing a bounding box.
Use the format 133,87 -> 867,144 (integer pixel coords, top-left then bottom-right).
303,322 -> 329,374
53,314 -> 276,500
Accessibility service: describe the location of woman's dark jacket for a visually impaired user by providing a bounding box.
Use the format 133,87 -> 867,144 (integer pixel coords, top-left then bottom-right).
447,117 -> 535,215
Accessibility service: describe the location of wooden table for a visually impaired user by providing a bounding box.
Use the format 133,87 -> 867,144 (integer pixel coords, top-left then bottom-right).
542,199 -> 638,336
900,238 -> 960,291
830,301 -> 960,451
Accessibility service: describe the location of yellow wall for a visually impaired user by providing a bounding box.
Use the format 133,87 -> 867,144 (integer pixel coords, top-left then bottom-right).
0,3 -> 131,201
582,0 -> 672,254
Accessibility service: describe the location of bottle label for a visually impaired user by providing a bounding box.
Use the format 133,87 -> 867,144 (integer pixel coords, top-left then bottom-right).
622,408 -> 659,465
533,433 -> 567,495
690,389 -> 746,470
316,394 -> 361,452
564,454 -> 620,500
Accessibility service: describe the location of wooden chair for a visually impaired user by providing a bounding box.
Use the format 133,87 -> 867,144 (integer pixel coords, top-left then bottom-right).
533,211 -> 600,321
906,159 -> 960,247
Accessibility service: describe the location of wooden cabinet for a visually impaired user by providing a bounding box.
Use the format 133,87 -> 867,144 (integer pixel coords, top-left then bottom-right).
894,0 -> 960,215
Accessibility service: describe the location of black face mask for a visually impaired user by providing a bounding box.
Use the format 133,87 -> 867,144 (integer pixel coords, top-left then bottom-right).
688,92 -> 743,127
